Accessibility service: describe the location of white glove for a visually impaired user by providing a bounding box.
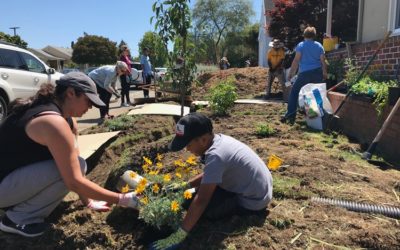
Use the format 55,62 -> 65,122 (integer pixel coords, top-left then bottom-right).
121,170 -> 145,189
87,200 -> 110,212
118,192 -> 140,209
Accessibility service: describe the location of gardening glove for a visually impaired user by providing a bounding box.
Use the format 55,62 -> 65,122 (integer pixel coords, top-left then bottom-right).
164,181 -> 189,192
117,170 -> 146,191
87,200 -> 110,212
148,227 -> 188,250
118,192 -> 140,209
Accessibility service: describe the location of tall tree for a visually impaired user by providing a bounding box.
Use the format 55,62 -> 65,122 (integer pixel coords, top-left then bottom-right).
224,23 -> 259,67
72,34 -> 117,65
0,32 -> 28,48
138,31 -> 168,67
192,0 -> 254,63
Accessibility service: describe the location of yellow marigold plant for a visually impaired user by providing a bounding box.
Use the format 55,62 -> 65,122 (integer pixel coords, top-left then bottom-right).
135,154 -> 199,229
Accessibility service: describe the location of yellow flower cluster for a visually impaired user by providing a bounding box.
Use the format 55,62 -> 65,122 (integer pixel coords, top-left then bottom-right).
139,154 -> 199,213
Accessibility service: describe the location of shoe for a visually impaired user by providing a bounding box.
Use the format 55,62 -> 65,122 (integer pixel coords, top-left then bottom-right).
280,115 -> 295,125
0,215 -> 46,237
121,103 -> 130,107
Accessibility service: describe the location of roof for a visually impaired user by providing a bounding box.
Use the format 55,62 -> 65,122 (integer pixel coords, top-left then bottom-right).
43,46 -> 72,60
28,48 -> 64,61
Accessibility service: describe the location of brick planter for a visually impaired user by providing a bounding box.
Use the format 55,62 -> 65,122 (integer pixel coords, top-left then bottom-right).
327,91 -> 400,163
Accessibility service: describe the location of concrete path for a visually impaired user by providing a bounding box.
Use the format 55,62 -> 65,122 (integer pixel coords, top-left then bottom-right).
77,90 -> 154,132
192,99 -> 284,106
127,103 -> 190,116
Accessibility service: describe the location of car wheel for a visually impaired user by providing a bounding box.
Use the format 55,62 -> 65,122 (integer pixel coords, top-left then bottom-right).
0,95 -> 7,121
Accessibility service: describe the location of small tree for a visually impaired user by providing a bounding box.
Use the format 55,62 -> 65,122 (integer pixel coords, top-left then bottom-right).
152,0 -> 197,116
72,34 -> 117,65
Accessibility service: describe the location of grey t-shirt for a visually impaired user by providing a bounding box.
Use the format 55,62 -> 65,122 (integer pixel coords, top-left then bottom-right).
201,134 -> 273,210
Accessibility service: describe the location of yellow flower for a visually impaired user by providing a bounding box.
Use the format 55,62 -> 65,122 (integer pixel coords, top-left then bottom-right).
171,200 -> 180,213
183,190 -> 193,199
129,172 -> 137,179
142,164 -> 149,173
139,178 -> 148,187
121,184 -> 130,193
140,197 -> 149,205
156,162 -> 163,169
175,172 -> 182,179
135,184 -> 146,194
149,170 -> 159,175
163,174 -> 171,183
186,155 -> 197,165
174,159 -> 186,167
143,156 -> 153,165
191,169 -> 199,175
152,184 -> 160,194
156,153 -> 163,161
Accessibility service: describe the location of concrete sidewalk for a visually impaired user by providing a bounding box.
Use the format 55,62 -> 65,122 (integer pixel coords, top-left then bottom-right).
77,89 -> 154,132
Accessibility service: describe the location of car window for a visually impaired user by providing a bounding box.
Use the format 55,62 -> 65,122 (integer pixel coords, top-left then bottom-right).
0,48 -> 27,70
18,52 -> 46,74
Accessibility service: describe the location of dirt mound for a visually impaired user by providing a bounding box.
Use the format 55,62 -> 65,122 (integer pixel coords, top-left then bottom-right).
192,67 -> 269,99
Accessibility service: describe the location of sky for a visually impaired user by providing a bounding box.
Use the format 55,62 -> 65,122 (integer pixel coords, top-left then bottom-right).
0,0 -> 263,57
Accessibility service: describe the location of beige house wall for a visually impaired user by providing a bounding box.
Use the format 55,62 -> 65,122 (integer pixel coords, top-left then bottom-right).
361,0 -> 390,42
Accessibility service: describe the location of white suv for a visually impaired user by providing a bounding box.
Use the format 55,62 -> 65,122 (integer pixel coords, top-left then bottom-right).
0,41 -> 63,121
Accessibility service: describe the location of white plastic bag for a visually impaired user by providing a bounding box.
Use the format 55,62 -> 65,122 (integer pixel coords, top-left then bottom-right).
298,83 -> 332,130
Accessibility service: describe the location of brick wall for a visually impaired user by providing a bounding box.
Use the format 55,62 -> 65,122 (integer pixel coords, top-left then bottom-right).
326,36 -> 400,79
327,92 -> 400,163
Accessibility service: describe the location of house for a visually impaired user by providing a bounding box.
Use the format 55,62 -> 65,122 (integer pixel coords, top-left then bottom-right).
326,0 -> 400,79
258,0 -> 273,68
29,46 -> 73,72
28,48 -> 65,72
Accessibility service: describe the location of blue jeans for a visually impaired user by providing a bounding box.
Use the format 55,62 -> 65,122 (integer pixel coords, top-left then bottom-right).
285,68 -> 323,120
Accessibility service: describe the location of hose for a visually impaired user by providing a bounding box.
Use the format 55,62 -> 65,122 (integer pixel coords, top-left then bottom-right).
311,197 -> 400,219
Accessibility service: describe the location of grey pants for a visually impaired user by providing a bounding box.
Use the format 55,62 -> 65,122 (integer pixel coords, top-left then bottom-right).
0,157 -> 86,224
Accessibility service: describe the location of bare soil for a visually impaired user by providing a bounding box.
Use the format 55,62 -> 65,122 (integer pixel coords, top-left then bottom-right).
1,67 -> 400,249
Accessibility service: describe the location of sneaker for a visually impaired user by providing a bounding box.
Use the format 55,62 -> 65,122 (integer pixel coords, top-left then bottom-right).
280,115 -> 295,125
0,215 -> 46,237
121,103 -> 130,107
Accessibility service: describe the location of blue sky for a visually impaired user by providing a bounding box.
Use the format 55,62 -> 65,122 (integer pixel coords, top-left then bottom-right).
0,0 -> 263,57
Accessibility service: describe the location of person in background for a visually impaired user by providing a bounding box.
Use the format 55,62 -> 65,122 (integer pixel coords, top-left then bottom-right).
88,61 -> 128,121
149,113 -> 273,250
119,45 -> 133,107
219,57 -> 230,70
0,72 -> 139,237
266,39 -> 285,99
140,47 -> 152,98
281,26 -> 327,124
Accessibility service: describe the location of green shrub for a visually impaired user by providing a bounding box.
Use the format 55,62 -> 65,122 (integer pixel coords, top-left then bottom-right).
207,77 -> 238,115
103,114 -> 136,131
255,123 -> 275,137
350,76 -> 397,116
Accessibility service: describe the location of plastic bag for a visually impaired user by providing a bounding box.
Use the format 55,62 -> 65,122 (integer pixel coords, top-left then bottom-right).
298,83 -> 332,130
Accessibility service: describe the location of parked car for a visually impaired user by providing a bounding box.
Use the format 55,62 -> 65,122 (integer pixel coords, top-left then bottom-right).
155,67 -> 167,81
0,41 -> 63,121
84,66 -> 98,75
62,68 -> 80,74
129,62 -> 143,86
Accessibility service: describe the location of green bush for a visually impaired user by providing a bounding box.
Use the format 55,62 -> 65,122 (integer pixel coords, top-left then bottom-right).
350,76 -> 397,116
207,77 -> 238,115
255,123 -> 276,137
103,114 -> 136,131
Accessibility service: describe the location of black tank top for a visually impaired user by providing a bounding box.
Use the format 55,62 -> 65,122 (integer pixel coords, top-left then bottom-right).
0,102 -> 72,182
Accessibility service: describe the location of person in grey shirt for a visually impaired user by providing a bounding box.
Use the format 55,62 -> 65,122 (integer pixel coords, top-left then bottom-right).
89,61 -> 128,120
150,113 -> 273,250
